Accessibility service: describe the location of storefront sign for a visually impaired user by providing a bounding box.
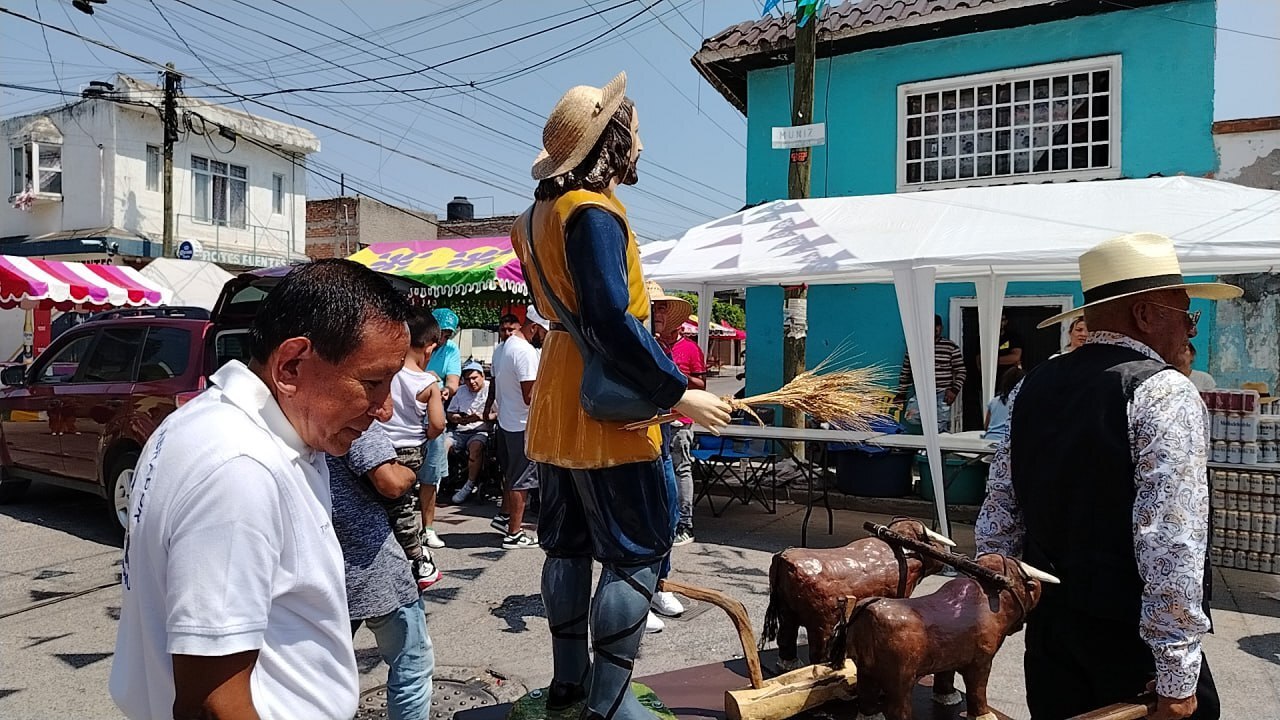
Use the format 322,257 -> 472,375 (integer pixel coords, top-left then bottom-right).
194,248 -> 293,268
772,122 -> 826,149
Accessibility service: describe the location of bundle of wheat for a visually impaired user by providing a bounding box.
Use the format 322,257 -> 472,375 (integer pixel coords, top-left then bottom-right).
622,363 -> 891,432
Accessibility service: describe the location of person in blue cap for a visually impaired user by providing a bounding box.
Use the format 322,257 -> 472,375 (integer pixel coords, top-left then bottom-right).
419,307 -> 462,550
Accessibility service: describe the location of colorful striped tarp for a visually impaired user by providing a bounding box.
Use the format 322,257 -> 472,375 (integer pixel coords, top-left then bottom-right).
0,255 -> 171,310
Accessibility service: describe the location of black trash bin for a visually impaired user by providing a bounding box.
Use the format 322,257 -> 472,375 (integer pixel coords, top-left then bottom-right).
832,448 -> 915,497
829,418 -> 913,497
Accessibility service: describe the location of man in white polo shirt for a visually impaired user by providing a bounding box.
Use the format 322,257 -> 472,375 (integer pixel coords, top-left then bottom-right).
110,259 -> 413,720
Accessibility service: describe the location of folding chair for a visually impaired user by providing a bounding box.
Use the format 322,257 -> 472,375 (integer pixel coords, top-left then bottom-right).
720,434 -> 778,514
691,421 -> 778,517
691,432 -> 738,517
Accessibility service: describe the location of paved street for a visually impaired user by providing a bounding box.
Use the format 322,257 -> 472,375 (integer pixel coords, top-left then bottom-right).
3,478 -> 1279,719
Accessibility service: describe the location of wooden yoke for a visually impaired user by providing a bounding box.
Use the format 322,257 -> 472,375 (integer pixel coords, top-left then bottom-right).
658,579 -> 859,720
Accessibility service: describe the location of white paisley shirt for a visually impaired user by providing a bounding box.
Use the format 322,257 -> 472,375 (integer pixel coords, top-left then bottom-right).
976,331 -> 1210,700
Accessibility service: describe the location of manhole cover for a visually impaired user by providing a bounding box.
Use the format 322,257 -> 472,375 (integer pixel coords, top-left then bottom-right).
356,678 -> 498,720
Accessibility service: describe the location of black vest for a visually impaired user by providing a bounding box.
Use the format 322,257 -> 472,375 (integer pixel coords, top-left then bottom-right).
1011,342 -> 1211,625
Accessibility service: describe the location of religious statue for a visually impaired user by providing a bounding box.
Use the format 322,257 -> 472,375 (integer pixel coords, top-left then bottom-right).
511,72 -> 732,720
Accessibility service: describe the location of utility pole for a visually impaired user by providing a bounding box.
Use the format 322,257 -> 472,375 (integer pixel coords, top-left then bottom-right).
782,14 -> 818,437
162,63 -> 181,258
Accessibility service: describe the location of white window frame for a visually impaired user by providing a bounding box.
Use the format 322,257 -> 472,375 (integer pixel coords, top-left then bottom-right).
10,145 -> 23,196
9,141 -> 63,198
191,154 -> 248,228
897,55 -> 1122,192
145,144 -> 161,192
271,172 -> 285,214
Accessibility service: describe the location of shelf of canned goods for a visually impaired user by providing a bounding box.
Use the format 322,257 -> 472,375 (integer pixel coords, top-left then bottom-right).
1210,465 -> 1280,574
1204,388 -> 1279,466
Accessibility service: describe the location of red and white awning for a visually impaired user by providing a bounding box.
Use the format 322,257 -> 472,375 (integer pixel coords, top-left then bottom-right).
680,316 -> 745,339
0,255 -> 172,310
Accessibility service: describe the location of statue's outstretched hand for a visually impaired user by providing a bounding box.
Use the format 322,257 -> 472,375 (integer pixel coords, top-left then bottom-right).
675,390 -> 732,434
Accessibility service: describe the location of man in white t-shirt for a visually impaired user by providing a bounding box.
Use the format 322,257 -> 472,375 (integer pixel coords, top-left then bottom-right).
110,260 -> 413,720
489,305 -> 546,549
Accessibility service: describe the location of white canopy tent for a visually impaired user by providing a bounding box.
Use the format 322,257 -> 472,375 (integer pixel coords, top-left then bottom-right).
139,258 -> 236,310
641,176 -> 1280,536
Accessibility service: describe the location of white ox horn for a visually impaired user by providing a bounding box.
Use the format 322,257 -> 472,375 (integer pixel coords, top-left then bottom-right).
1017,560 -> 1061,584
923,527 -> 957,547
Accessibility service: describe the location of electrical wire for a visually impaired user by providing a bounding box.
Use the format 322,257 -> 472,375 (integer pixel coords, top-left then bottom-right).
167,0 -> 643,97
583,0 -> 745,149
264,0 -> 743,208
2,4 -> 739,234
167,0 -> 733,218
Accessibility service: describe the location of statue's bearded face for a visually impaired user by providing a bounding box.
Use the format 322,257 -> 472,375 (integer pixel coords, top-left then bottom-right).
619,107 -> 642,186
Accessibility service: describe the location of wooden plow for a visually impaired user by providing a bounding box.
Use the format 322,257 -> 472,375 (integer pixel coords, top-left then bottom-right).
658,578 -> 858,720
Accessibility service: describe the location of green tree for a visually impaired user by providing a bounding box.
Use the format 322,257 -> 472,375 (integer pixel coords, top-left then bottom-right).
713,301 -> 745,330
669,291 -> 745,331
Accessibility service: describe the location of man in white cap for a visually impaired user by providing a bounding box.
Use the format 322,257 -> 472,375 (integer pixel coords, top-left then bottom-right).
977,233 -> 1240,720
484,305 -> 547,549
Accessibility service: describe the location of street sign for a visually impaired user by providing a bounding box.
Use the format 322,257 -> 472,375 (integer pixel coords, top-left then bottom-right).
772,122 -> 826,149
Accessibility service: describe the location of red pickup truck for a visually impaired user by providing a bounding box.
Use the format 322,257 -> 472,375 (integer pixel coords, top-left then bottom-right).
0,267 -> 423,531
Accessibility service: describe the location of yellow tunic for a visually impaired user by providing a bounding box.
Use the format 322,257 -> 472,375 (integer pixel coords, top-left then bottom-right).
510,189 -> 664,470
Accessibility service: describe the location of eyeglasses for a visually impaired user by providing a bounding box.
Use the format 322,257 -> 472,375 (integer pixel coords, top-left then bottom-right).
1143,301 -> 1201,327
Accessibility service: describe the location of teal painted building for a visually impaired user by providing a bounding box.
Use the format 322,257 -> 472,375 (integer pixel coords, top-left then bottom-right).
693,0 -> 1226,405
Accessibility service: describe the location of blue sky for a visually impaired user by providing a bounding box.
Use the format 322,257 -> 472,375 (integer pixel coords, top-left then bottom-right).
1,0 -> 763,241
2,1 -> 1276,242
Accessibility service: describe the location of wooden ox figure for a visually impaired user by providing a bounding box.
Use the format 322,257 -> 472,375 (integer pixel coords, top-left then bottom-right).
759,517 -> 955,671
828,553 -> 1060,720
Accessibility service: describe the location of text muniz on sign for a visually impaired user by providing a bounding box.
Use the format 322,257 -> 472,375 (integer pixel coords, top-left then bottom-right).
772,123 -> 826,149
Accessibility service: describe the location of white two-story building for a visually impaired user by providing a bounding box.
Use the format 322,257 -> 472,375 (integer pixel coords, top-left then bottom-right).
1,74 -> 319,268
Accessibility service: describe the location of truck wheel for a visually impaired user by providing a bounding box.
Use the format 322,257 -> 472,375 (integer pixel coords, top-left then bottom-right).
106,451 -> 140,530
0,472 -> 29,503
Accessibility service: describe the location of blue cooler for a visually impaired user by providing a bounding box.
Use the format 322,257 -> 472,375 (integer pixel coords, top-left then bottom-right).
831,418 -> 914,497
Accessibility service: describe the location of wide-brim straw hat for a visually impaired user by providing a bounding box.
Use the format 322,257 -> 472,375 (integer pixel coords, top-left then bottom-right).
1038,232 -> 1242,328
645,280 -> 693,325
531,72 -> 628,181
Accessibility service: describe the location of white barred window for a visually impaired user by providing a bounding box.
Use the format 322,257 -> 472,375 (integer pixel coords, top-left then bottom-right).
898,56 -> 1121,190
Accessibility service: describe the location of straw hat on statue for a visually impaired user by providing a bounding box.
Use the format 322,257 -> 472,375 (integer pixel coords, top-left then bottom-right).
531,72 -> 627,181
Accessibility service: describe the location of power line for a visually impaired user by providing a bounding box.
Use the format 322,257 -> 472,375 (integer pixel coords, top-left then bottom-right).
256,0 -> 742,209
126,0 -> 740,211
644,0 -> 700,53
168,0 -> 643,98
2,4 -> 738,231
159,0 -> 710,216
1102,1 -> 1280,41
168,0 -> 733,218
583,0 -> 745,149
0,8 -> 537,198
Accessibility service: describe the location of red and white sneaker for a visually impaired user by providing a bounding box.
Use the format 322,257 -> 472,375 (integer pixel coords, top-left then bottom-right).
413,555 -> 441,592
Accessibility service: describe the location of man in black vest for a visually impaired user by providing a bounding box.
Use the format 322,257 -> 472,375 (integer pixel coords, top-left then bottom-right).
976,233 -> 1241,720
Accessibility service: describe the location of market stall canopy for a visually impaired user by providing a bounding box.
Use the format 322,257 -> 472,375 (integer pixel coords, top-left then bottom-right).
139,258 -> 235,310
681,316 -> 743,339
641,175 -> 1280,542
642,176 -> 1280,287
0,255 -> 171,310
348,236 -> 526,298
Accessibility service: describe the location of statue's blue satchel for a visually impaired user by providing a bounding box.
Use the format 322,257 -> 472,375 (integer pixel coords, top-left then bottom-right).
522,210 -> 660,424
